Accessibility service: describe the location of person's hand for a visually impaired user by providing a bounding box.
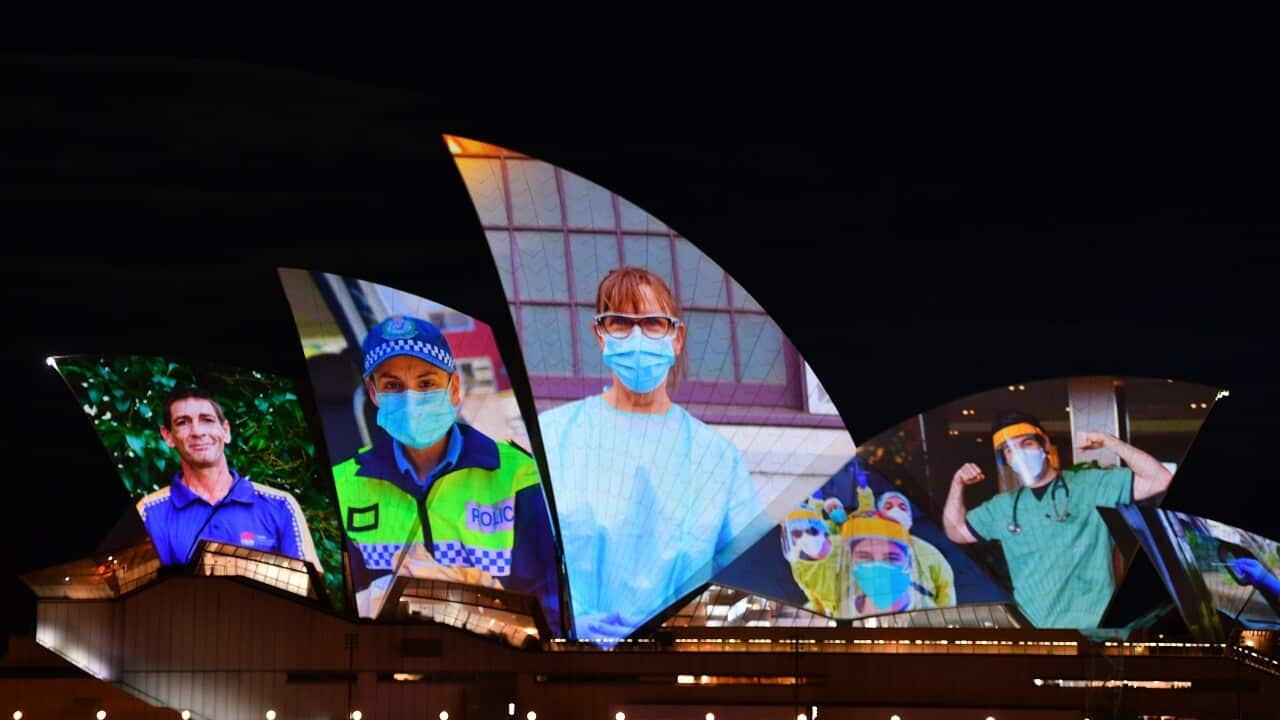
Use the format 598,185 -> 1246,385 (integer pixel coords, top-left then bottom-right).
1075,431 -> 1113,451
952,463 -> 985,487
1230,557 -> 1273,586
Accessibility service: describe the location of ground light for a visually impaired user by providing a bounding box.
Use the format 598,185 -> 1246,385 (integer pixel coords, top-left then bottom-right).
527,713 -> 537,720
181,713 -> 191,720
12,712 -> 21,720
96,712 -> 106,720
706,714 -> 715,720
440,712 -> 449,720
266,711 -> 277,720
616,713 -> 625,720
351,712 -> 362,720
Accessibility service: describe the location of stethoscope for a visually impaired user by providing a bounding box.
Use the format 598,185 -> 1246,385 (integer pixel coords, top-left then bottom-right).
1008,474 -> 1071,535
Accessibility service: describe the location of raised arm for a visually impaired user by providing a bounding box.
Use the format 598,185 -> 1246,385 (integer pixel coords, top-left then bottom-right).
1077,432 -> 1174,501
943,463 -> 984,544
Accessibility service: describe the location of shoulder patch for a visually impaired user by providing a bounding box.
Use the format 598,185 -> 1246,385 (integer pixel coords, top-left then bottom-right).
136,486 -> 172,521
250,481 -> 295,503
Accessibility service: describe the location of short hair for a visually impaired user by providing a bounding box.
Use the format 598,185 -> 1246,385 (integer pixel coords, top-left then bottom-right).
595,266 -> 687,390
161,387 -> 227,429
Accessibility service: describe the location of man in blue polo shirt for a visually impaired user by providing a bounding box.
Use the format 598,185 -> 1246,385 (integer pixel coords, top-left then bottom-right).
136,387 -> 319,568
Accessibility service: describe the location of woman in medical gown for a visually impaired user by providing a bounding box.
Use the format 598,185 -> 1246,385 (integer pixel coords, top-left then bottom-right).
538,267 -> 765,641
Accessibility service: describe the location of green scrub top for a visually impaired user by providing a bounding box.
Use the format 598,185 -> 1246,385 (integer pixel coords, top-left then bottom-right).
967,466 -> 1134,628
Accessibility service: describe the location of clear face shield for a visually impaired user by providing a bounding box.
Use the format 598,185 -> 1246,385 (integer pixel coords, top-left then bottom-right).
781,514 -> 832,562
992,422 -> 1058,489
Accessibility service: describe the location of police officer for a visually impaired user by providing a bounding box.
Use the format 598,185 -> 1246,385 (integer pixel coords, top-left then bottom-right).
137,388 -> 319,568
332,315 -> 560,633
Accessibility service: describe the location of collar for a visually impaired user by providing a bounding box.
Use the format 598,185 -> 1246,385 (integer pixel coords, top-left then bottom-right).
354,423 -> 501,497
169,469 -> 252,509
393,423 -> 464,485
1029,472 -> 1066,501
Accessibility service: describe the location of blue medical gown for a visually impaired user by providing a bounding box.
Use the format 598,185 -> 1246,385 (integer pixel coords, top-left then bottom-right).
538,394 -> 764,638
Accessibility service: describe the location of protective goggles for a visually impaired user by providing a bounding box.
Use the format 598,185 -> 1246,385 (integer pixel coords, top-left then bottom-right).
594,312 -> 681,339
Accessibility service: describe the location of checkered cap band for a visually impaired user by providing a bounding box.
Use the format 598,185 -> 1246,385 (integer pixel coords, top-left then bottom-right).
363,338 -> 454,377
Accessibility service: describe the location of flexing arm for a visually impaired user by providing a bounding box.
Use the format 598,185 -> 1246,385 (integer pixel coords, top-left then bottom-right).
1077,432 -> 1173,501
943,463 -> 984,544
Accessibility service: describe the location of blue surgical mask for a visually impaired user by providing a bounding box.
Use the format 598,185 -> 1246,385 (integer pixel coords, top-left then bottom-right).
376,388 -> 456,450
852,561 -> 912,611
602,327 -> 676,394
1008,447 -> 1047,487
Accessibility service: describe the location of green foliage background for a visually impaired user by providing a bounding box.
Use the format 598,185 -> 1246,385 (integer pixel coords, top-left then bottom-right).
57,355 -> 345,611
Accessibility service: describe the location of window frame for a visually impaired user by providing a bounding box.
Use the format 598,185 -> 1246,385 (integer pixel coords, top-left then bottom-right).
457,148 -> 843,427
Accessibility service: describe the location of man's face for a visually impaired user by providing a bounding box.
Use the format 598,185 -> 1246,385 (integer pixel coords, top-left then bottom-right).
161,398 -> 231,469
1001,433 -> 1045,464
366,355 -> 459,408
851,537 -> 910,569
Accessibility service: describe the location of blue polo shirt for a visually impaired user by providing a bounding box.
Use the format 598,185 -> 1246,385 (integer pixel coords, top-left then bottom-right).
391,423 -> 464,493
136,469 -> 313,567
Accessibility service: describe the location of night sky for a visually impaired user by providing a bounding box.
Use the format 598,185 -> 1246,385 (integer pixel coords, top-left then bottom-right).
5,5 -> 1279,638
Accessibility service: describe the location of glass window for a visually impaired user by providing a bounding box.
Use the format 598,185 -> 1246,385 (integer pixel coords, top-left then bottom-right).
576,307 -> 607,378
569,233 -> 620,301
684,311 -> 735,381
622,235 -> 674,291
455,158 -> 508,226
736,314 -> 787,385
618,196 -> 667,232
454,140 -> 815,409
518,306 -> 573,376
676,238 -> 728,308
486,230 -> 515,300
562,171 -> 616,230
506,159 -> 561,226
514,231 -> 568,301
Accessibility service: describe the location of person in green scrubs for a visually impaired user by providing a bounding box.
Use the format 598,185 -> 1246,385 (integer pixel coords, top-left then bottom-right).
942,412 -> 1174,627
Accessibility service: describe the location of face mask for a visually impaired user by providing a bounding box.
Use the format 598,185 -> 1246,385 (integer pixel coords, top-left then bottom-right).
881,507 -> 912,530
798,531 -> 830,560
601,327 -> 676,394
376,387 -> 456,450
852,561 -> 912,611
1008,447 -> 1047,487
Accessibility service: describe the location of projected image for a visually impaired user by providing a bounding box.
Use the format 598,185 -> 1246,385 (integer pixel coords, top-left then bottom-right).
278,269 -> 560,631
53,355 -> 344,607
715,377 -> 1218,630
932,377 -> 1215,628
718,455 -> 1008,621
450,136 -> 857,642
1156,509 -> 1280,629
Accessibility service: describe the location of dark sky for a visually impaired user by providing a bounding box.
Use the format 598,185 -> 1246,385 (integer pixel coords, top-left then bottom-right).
4,5 -> 1279,635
